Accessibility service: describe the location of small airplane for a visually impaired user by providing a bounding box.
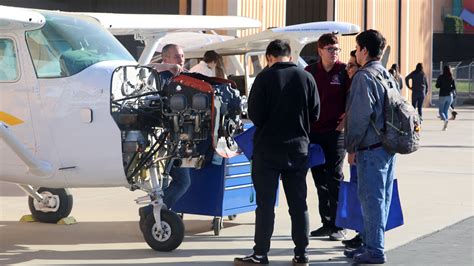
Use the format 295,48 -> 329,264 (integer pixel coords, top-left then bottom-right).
0,4 -> 259,252
0,4 -> 360,251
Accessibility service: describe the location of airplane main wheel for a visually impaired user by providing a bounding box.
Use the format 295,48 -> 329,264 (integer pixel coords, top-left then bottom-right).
27,187 -> 73,223
142,209 -> 184,251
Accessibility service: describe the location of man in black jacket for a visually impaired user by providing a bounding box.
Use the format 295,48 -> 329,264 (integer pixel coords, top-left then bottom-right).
234,39 -> 320,266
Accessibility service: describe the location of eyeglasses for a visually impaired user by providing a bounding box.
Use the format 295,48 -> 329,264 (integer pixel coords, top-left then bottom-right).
323,47 -> 341,53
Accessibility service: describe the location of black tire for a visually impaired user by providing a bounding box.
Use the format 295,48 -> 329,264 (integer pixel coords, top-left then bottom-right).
142,209 -> 184,251
212,217 -> 222,236
27,187 -> 73,223
228,215 -> 237,221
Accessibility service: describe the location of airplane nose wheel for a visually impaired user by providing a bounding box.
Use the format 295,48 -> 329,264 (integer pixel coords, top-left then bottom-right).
27,187 -> 73,223
142,209 -> 184,251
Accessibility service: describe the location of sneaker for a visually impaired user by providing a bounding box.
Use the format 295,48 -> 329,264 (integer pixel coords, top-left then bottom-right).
354,251 -> 386,264
292,255 -> 309,266
342,234 -> 362,249
234,253 -> 269,265
442,120 -> 448,131
329,229 -> 347,241
343,245 -> 365,258
310,225 -> 332,237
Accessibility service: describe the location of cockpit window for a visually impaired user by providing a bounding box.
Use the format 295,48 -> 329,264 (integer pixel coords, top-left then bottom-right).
25,11 -> 134,78
0,39 -> 19,81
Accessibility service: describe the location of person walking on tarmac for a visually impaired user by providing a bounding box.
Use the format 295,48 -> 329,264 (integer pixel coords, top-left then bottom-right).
304,33 -> 349,241
405,63 -> 428,119
234,39 -> 320,266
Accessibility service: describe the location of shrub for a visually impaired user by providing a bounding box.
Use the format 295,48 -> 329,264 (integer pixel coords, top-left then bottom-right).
444,15 -> 464,34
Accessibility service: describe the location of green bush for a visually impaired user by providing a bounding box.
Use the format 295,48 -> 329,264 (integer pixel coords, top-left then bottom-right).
444,15 -> 464,34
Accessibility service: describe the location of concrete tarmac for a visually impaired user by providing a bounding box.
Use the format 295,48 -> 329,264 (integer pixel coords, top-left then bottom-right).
0,107 -> 473,265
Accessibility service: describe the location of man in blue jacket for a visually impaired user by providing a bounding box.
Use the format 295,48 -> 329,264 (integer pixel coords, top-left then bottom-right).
234,39 -> 319,266
344,29 -> 396,264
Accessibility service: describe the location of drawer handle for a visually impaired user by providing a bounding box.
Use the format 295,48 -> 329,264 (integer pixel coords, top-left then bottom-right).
225,184 -> 253,190
226,173 -> 251,178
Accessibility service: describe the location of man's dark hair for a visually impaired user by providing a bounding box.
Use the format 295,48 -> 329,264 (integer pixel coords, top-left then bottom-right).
203,50 -> 220,63
317,33 -> 338,49
356,29 -> 386,59
266,39 -> 291,58
415,62 -> 423,73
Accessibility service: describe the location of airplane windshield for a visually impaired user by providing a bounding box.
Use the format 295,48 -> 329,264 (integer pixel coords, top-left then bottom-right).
25,11 -> 134,78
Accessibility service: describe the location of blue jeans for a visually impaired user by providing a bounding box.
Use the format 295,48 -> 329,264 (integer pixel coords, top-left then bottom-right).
438,95 -> 453,121
163,167 -> 191,209
356,147 -> 396,257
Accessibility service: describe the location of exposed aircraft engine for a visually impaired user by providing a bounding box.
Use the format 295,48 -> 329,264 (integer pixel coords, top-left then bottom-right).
110,66 -> 243,187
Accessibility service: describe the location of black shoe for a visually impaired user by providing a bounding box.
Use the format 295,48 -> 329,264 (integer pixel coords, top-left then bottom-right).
342,234 -> 362,249
234,253 -> 269,265
292,255 -> 309,266
343,245 -> 365,258
310,225 -> 332,237
354,251 -> 386,264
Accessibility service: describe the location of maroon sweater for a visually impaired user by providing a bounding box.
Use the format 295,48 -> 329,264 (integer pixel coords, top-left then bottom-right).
305,61 -> 348,133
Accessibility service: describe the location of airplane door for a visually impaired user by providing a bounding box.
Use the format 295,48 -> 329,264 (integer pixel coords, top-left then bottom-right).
0,36 -> 37,181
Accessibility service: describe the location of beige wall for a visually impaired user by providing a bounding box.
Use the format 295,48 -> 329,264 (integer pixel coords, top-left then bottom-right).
235,0 -> 286,38
334,0 -> 364,64
433,0 -> 452,33
335,0 -> 433,105
401,0 -> 433,104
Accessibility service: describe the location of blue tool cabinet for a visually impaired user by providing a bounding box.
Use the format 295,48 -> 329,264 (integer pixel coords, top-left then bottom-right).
172,124 -> 325,235
172,153 -> 256,235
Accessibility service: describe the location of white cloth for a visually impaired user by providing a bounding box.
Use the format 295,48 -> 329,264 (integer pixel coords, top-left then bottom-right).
190,60 -> 215,77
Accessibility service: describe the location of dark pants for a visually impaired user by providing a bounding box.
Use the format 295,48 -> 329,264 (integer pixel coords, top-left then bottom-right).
412,94 -> 425,118
251,152 -> 309,257
310,130 -> 345,230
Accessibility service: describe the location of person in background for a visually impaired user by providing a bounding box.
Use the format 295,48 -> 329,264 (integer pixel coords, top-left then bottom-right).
234,39 -> 319,266
405,63 -> 428,119
389,63 -> 404,92
305,33 -> 348,241
341,50 -> 363,249
344,29 -> 396,264
435,65 -> 456,131
190,50 -> 221,77
139,44 -> 191,222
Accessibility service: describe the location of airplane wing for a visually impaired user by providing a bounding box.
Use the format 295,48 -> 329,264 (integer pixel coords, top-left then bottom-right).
81,12 -> 261,36
183,21 -> 360,58
78,12 -> 260,64
0,5 -> 45,30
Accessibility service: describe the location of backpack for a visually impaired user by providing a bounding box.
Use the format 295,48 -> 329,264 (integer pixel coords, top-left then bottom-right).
363,67 -> 421,154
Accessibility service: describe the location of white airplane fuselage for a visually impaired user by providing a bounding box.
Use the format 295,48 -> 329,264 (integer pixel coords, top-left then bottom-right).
0,8 -> 136,188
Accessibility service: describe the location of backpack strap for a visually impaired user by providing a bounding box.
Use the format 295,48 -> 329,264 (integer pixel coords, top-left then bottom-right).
359,67 -> 396,136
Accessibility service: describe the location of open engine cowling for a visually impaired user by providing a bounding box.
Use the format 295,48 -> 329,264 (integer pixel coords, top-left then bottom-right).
110,66 -> 243,185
